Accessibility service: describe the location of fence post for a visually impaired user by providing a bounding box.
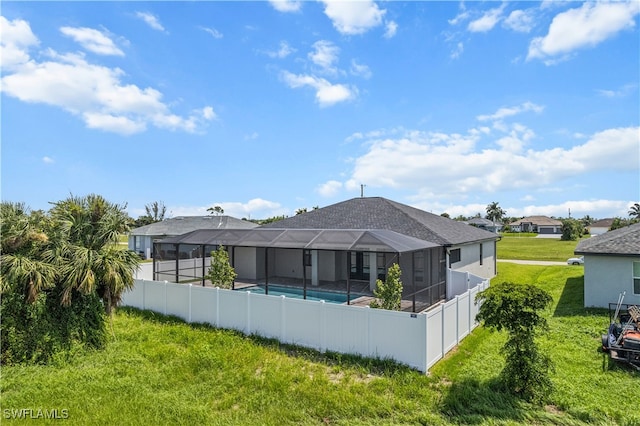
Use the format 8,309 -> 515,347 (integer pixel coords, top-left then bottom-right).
280,295 -> 286,343
188,284 -> 192,323
215,287 -> 220,327
366,305 -> 371,357
320,300 -> 326,353
163,281 -> 168,315
246,291 -> 251,335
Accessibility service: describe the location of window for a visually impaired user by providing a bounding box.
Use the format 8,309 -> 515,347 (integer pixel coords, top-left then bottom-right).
449,248 -> 461,266
634,262 -> 640,295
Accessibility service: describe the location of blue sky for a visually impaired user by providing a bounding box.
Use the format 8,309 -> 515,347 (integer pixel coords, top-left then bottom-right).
2,1 -> 639,221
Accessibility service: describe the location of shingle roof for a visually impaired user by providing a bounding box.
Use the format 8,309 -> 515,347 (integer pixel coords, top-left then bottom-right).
589,218 -> 614,228
260,197 -> 498,246
511,216 -> 562,226
575,222 -> 640,256
130,216 -> 257,236
466,218 -> 501,226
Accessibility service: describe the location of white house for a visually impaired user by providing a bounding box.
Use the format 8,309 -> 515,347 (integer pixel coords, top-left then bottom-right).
152,197 -> 499,312
129,216 -> 257,259
510,216 -> 562,234
575,222 -> 640,308
588,218 -> 614,236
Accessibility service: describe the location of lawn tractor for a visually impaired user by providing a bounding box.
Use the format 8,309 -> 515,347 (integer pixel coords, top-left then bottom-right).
601,294 -> 640,370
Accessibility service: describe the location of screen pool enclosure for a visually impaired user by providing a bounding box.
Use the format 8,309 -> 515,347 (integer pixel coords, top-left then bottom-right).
152,228 -> 448,312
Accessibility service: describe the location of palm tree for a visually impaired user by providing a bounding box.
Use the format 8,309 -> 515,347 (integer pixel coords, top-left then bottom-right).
145,201 -> 167,222
629,203 -> 640,220
48,195 -> 140,315
0,202 -> 57,303
486,202 -> 506,226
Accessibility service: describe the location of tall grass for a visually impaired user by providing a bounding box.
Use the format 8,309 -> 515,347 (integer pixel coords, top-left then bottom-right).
2,264 -> 638,425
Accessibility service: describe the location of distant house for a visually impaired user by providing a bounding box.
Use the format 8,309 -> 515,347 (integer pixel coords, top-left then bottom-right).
465,217 -> 503,233
588,218 -> 614,236
510,216 -> 562,234
129,216 -> 257,259
575,222 -> 640,308
153,197 -> 499,312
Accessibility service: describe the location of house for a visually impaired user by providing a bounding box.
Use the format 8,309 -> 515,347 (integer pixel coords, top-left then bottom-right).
588,218 -> 614,236
152,197 -> 499,312
575,222 -> 640,308
510,216 -> 562,234
129,215 -> 257,259
465,217 -> 503,233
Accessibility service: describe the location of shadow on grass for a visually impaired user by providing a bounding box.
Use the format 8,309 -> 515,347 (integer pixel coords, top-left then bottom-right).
439,377 -> 528,424
117,306 -> 416,376
553,276 -> 585,317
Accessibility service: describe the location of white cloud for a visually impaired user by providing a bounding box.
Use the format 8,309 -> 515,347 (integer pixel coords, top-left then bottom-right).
320,0 -> 386,35
135,12 -> 166,32
450,42 -> 464,59
308,40 -> 340,74
42,156 -> 54,164
448,2 -> 469,26
0,16 -> 39,71
60,26 -> 124,56
268,0 -> 302,13
317,180 -> 343,197
244,131 -> 259,141
528,2 -> 640,62
467,4 -> 506,33
200,26 -> 223,39
266,41 -> 295,58
281,71 -> 356,107
384,21 -> 398,38
597,83 -> 637,98
0,21 -> 215,136
166,198 -> 286,220
503,9 -> 535,33
340,126 -> 639,200
349,59 -> 371,79
477,102 -> 544,123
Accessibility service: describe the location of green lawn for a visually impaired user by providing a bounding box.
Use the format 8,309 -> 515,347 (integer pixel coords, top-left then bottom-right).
2,264 -> 638,425
497,235 -> 587,261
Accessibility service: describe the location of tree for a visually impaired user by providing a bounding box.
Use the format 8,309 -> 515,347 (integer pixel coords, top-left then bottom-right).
145,201 -> 167,222
0,202 -> 57,303
561,218 -> 583,241
440,212 -> 450,218
48,194 -> 140,315
207,205 -> 224,216
629,203 -> 640,220
486,202 -> 506,225
206,245 -> 237,289
370,263 -> 403,311
295,207 -> 308,215
476,281 -> 554,404
610,217 -> 633,230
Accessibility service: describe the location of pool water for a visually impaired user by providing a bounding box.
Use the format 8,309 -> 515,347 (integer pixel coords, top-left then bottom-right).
240,284 -> 356,304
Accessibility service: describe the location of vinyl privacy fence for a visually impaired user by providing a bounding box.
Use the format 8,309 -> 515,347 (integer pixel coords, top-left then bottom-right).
122,277 -> 489,373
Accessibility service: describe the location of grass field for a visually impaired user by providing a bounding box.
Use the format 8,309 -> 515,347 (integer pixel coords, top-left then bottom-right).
2,264 -> 638,425
497,235 -> 587,261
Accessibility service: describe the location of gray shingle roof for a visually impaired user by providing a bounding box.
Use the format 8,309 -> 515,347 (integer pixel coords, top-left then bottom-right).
260,197 -> 498,246
575,222 -> 640,256
511,216 -> 562,226
130,216 -> 257,236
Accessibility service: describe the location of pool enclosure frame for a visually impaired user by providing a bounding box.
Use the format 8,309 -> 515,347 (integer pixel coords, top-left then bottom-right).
153,228 -> 448,312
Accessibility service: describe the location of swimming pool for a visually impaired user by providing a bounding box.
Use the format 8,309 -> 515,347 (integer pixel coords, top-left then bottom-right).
240,284 -> 358,304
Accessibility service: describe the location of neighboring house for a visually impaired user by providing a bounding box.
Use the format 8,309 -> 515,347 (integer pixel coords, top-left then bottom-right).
588,218 -> 614,236
510,216 -> 562,234
129,216 -> 257,259
153,197 -> 499,312
465,217 -> 503,233
575,222 -> 640,308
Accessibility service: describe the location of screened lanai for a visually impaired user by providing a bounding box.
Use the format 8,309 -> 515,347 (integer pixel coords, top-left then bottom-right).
153,228 -> 446,312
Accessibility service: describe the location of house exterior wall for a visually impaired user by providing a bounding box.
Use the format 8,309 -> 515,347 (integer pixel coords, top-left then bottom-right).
129,235 -> 154,258
274,248 -> 303,278
589,227 -> 609,236
234,246 -> 258,280
583,255 -> 640,308
538,225 -> 561,234
450,242 -> 496,280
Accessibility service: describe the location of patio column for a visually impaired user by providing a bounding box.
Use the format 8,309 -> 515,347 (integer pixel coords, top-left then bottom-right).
311,250 -> 319,286
369,252 -> 377,291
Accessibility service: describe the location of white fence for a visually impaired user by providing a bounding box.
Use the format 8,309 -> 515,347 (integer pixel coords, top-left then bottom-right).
122,278 -> 489,373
